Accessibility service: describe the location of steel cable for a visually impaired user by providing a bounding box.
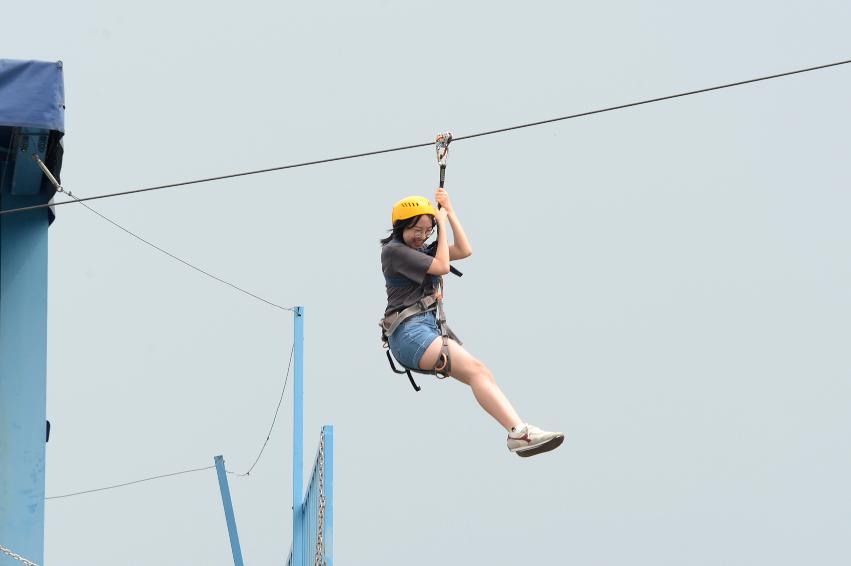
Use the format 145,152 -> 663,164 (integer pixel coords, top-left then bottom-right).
2,58 -> 848,217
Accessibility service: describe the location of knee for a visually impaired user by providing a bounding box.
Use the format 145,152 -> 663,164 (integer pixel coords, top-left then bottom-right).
468,359 -> 493,383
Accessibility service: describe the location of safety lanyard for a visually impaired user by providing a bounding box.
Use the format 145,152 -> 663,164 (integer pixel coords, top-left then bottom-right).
433,132 -> 462,278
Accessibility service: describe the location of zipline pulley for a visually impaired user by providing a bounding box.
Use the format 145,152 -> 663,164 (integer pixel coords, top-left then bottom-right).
435,132 -> 452,189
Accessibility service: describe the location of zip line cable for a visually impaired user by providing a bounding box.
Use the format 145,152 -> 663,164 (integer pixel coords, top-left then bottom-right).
2,138 -> 430,216
452,57 -> 851,142
46,342 -> 295,499
2,57 -> 849,218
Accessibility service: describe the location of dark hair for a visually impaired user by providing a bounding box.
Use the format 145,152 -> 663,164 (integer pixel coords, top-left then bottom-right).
379,214 -> 437,246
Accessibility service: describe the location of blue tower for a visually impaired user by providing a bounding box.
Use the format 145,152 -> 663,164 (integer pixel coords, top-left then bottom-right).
0,59 -> 65,565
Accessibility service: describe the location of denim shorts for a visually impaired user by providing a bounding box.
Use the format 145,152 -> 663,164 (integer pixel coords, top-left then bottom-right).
388,311 -> 440,369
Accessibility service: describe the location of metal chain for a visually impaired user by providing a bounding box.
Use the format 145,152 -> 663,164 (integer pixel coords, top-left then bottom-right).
0,544 -> 41,566
314,430 -> 326,566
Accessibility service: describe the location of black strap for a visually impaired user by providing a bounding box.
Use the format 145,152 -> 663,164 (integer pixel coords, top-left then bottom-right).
385,350 -> 421,392
424,241 -> 463,277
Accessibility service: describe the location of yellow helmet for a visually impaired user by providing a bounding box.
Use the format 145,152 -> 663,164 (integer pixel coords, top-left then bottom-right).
391,195 -> 437,224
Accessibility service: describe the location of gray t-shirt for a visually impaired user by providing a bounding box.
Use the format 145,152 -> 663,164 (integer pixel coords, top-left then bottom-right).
381,239 -> 438,317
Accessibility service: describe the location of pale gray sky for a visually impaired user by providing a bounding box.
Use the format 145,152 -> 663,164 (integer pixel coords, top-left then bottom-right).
4,1 -> 851,564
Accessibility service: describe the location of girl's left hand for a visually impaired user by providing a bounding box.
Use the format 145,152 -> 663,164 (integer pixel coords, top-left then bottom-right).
435,188 -> 453,213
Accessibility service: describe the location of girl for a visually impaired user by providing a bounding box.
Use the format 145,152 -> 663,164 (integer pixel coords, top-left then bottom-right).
380,188 -> 564,457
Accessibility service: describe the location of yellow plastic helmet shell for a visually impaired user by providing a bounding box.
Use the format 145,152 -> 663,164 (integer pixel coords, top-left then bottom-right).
391,195 -> 437,224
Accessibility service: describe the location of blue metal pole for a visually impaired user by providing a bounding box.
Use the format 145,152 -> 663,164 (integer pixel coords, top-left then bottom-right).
0,206 -> 49,566
324,425 -> 334,566
214,455 -> 244,566
292,306 -> 304,566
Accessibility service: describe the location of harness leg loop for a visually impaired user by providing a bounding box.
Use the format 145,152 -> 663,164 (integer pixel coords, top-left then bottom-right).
433,334 -> 452,378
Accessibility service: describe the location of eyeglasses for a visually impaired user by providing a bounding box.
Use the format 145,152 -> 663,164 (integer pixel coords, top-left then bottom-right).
407,227 -> 434,238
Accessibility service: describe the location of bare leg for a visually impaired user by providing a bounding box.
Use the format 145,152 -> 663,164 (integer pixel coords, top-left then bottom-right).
419,337 -> 523,431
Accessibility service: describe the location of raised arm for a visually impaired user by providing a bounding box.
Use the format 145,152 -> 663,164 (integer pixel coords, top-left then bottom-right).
435,188 -> 473,260
426,207 -> 451,275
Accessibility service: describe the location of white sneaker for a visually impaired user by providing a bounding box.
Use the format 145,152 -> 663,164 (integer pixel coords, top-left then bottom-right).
507,424 -> 564,457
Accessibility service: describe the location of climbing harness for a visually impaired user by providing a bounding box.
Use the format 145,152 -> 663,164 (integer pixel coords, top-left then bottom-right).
380,132 -> 464,391
380,277 -> 462,392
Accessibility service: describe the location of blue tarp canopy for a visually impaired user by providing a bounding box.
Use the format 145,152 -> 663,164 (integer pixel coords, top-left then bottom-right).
0,60 -> 65,132
0,59 -> 65,221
